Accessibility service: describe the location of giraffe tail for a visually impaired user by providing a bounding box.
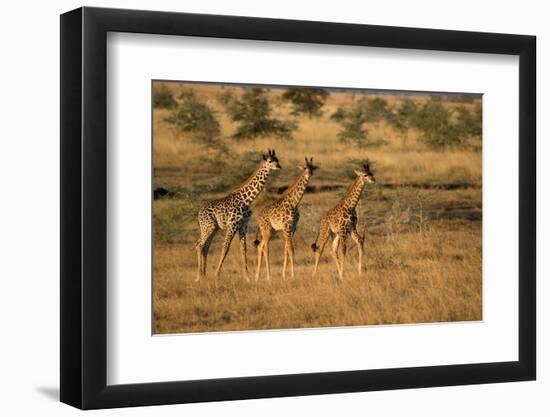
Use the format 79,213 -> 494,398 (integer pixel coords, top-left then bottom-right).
311,231 -> 320,252
253,226 -> 261,247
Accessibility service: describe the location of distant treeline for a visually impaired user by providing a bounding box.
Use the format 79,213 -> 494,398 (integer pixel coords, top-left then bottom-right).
153,84 -> 481,150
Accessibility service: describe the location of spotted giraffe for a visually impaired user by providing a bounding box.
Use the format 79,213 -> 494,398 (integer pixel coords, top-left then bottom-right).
311,163 -> 375,279
195,149 -> 281,281
254,157 -> 318,281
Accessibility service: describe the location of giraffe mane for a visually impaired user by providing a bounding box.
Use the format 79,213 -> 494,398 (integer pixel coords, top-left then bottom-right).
281,168 -> 309,198
228,161 -> 266,194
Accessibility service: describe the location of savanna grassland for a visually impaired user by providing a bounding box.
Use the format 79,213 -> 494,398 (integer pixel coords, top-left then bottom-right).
152,81 -> 482,334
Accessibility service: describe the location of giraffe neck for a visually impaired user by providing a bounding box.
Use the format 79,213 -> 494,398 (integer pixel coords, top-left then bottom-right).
232,162 -> 271,205
281,170 -> 310,208
341,177 -> 366,210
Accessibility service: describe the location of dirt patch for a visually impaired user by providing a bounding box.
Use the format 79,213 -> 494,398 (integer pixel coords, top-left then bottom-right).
266,182 -> 480,195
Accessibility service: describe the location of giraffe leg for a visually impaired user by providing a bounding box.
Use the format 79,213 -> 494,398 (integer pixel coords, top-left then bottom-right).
282,239 -> 288,280
263,238 -> 272,281
281,231 -> 292,280
196,247 -> 202,282
238,227 -> 250,282
330,235 -> 342,278
312,224 -> 330,278
201,229 -> 218,276
283,231 -> 295,280
289,235 -> 295,280
255,241 -> 264,282
256,226 -> 271,281
215,227 -> 236,278
351,229 -> 364,275
338,235 -> 347,280
195,222 -> 217,282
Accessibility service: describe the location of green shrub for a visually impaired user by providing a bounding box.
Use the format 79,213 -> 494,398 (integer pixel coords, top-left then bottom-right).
154,191 -> 201,244
453,94 -> 475,103
281,87 -> 329,118
224,88 -> 297,140
455,104 -> 482,138
217,89 -> 235,107
387,98 -> 418,134
330,106 -> 347,122
153,84 -> 177,109
165,89 -> 221,147
331,101 -> 369,146
412,101 -> 464,148
364,97 -> 392,123
205,152 -> 260,193
472,103 -> 482,137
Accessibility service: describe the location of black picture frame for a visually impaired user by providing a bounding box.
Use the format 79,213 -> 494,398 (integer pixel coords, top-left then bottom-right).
60,6 -> 536,410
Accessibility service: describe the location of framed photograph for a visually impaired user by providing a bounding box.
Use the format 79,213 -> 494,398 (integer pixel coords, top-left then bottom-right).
60,6 -> 536,409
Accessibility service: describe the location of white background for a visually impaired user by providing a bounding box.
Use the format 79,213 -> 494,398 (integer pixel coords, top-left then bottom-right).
108,34 -> 519,384
0,0 -> 546,416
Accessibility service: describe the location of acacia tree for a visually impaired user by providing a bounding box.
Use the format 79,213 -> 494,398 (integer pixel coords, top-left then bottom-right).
281,87 -> 329,118
164,89 -> 221,147
364,97 -> 392,123
153,84 -> 177,109
331,101 -> 369,146
455,104 -> 482,138
224,88 -> 297,140
387,98 -> 418,142
412,101 -> 464,148
472,103 -> 482,137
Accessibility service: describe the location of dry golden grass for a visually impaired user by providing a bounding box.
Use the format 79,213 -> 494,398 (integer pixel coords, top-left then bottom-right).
154,222 -> 481,334
152,81 -> 482,334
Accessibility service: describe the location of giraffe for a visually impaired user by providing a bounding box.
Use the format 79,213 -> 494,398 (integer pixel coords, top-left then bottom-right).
311,163 -> 375,280
254,157 -> 318,281
195,149 -> 281,282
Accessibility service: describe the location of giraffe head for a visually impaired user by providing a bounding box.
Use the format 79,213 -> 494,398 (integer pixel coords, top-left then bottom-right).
354,162 -> 376,183
262,149 -> 282,170
300,157 -> 319,176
